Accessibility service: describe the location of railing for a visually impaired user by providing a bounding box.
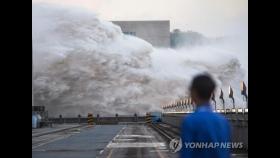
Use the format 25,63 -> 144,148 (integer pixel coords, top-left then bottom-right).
161,81 -> 248,113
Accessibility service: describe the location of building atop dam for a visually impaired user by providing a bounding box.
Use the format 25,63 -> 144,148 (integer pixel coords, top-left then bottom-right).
112,20 -> 170,47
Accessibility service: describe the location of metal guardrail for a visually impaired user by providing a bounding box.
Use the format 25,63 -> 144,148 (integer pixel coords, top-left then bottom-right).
150,123 -> 180,141
48,116 -> 146,124
163,108 -> 248,115
162,82 -> 248,113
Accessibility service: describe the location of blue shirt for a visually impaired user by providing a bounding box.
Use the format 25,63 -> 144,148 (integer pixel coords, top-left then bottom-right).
180,104 -> 231,158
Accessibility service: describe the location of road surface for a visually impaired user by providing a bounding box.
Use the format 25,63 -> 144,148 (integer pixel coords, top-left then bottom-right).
98,124 -> 177,158
32,124 -> 247,158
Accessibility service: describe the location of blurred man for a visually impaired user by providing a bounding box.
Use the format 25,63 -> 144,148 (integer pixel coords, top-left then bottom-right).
181,74 -> 231,158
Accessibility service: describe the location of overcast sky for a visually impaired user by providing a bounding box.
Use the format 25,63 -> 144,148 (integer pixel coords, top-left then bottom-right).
33,0 -> 248,37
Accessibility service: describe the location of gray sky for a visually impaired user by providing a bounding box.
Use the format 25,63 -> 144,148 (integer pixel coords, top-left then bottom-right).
33,0 -> 248,37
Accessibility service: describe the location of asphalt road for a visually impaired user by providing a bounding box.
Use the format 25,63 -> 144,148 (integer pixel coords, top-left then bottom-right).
32,125 -> 125,158
98,124 -> 178,158
32,124 -> 247,158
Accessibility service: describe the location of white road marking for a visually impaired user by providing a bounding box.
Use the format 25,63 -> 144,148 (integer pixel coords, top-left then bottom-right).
32,135 -> 70,150
157,146 -> 167,150
107,142 -> 166,148
113,138 -> 135,141
117,135 -> 155,138
108,126 -> 126,145
99,150 -> 104,154
149,149 -> 169,153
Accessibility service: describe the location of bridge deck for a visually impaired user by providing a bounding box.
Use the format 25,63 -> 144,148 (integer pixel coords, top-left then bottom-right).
32,124 -> 247,158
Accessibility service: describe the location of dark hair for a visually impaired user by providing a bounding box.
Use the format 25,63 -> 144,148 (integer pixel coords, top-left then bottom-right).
190,73 -> 216,100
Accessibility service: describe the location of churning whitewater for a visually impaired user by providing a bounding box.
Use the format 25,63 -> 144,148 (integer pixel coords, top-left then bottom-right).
32,3 -> 247,116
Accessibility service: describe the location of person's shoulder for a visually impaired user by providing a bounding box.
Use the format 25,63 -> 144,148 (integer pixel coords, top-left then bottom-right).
214,112 -> 229,123
181,113 -> 195,129
182,113 -> 197,124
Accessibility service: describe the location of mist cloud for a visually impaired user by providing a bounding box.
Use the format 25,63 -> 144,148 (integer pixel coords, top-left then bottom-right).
32,3 -> 247,117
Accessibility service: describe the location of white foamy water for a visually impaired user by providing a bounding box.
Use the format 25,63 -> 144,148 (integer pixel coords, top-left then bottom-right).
32,3 -> 247,117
